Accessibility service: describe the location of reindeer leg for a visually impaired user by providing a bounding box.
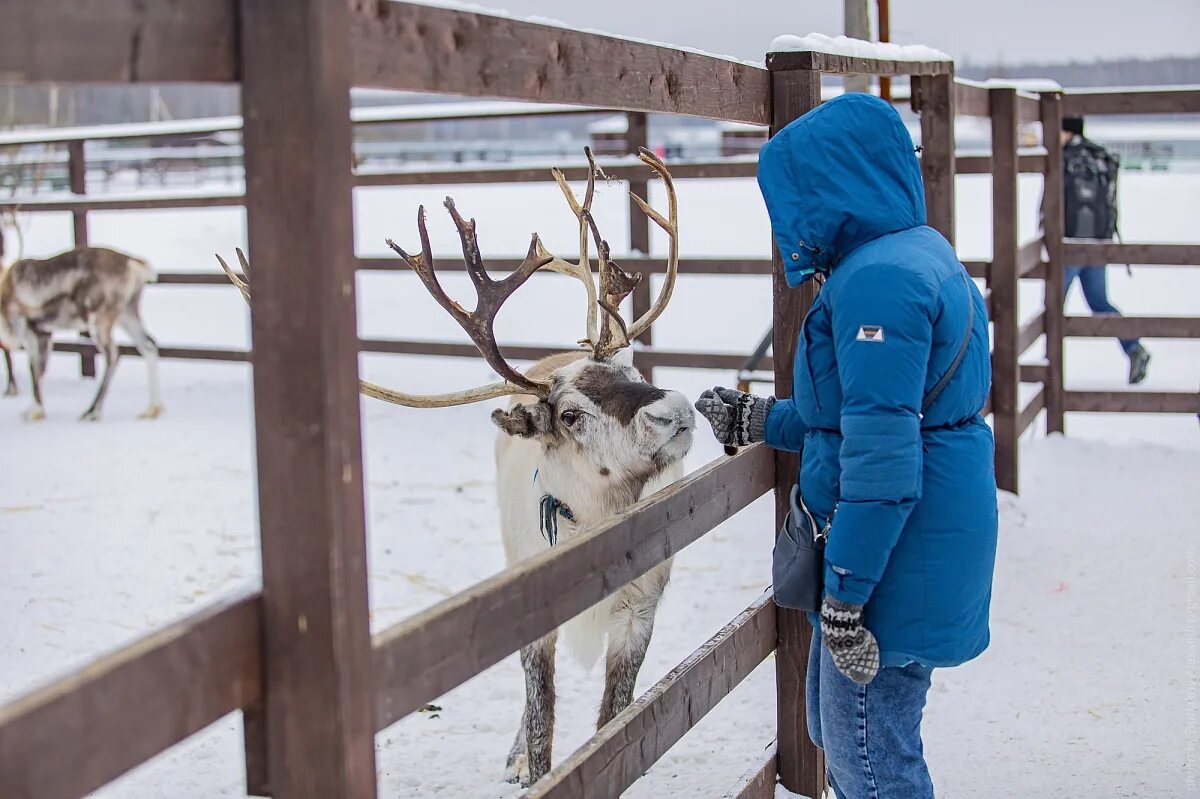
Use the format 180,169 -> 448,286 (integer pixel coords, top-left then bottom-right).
80,321 -> 120,422
118,308 -> 163,419
3,347 -> 16,396
21,331 -> 50,421
509,631 -> 556,786
597,565 -> 669,728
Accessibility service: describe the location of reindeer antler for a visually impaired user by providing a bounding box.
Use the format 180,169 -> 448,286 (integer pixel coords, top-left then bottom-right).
214,147 -> 679,411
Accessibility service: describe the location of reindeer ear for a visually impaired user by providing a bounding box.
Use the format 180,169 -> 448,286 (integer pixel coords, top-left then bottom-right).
491,401 -> 555,438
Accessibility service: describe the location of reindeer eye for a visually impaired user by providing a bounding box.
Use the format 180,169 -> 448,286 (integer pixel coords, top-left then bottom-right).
560,410 -> 579,426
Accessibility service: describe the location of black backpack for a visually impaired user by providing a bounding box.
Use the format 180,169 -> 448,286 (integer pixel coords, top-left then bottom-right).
1063,136 -> 1120,239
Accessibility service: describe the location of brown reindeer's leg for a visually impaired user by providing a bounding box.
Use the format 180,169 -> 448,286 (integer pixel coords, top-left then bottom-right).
3,347 -> 16,396
22,332 -> 50,421
597,566 -> 669,728
118,306 -> 163,419
508,631 -> 556,787
80,320 -> 120,421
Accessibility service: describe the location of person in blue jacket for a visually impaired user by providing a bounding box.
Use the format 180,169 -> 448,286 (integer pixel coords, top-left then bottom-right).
696,94 -> 998,798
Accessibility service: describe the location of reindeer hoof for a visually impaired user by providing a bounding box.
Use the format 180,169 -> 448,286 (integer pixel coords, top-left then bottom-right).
22,406 -> 46,422
138,404 -> 165,420
502,754 -> 529,786
79,410 -> 101,422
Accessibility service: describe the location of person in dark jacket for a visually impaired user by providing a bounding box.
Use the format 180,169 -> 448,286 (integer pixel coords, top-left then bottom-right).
1060,116 -> 1151,384
695,94 -> 997,798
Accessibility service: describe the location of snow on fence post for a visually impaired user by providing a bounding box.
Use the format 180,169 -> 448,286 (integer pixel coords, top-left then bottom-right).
1039,91 -> 1067,434
911,73 -> 956,245
765,52 -> 828,799
237,0 -> 376,797
67,140 -> 97,379
989,87 -> 1021,493
627,110 -> 653,380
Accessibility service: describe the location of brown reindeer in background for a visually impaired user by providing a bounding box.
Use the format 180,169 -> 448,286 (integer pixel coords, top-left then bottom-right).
0,217 -> 163,421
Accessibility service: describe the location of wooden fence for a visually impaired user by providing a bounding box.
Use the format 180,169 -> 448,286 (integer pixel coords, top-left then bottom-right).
0,3 -> 1197,798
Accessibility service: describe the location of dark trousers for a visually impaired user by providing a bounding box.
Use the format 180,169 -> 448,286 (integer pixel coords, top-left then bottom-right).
1064,264 -> 1140,354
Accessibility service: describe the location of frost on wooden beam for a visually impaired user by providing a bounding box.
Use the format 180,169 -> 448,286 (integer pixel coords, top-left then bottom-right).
371,444 -> 775,731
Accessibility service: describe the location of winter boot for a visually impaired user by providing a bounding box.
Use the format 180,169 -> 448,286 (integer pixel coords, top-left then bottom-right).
1127,344 -> 1151,385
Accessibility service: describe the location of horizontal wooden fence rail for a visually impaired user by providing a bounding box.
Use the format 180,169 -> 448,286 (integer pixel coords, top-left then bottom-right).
955,152 -> 1047,175
1063,86 -> 1200,116
1063,316 -> 1200,338
1065,391 -> 1200,414
723,745 -> 779,799
370,444 -> 773,731
1064,241 -> 1200,266
1019,387 -> 1046,435
0,592 -> 262,799
526,594 -> 776,798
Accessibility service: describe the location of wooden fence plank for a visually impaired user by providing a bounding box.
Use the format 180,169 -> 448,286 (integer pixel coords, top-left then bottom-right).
954,80 -> 991,117
913,74 -> 956,245
1064,241 -> 1200,266
355,158 -> 758,187
371,445 -> 775,731
1064,391 -> 1199,414
990,87 -> 1021,494
955,153 -> 1047,175
1019,387 -> 1045,435
0,593 -> 261,799
1020,363 -> 1049,384
1040,92 -> 1067,433
722,745 -> 779,799
66,140 -> 98,379
348,1 -> 769,124
0,192 -> 244,213
767,62 -> 826,799
1064,87 -> 1200,116
238,1 -> 376,796
525,595 -> 776,798
1019,237 -> 1044,277
0,0 -> 237,84
766,50 -> 952,76
1018,312 -> 1045,355
1063,316 -> 1200,338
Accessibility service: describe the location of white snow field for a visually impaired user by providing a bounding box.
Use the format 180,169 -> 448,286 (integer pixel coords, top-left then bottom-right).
1,169 -> 1197,798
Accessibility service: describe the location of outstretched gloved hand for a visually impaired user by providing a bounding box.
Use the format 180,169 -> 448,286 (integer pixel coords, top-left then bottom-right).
694,387 -> 775,447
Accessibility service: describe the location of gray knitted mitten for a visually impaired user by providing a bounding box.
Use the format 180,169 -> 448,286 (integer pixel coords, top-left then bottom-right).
694,387 -> 775,447
820,595 -> 881,685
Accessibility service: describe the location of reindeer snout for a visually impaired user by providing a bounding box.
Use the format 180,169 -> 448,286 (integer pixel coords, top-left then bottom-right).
642,391 -> 695,436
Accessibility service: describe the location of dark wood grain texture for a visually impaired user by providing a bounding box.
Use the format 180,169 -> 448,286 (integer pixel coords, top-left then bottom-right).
1063,316 -> 1200,338
1018,312 -> 1045,355
525,595 -> 776,798
354,158 -> 758,186
371,445 -> 775,731
0,0 -> 238,83
766,50 -> 952,76
1063,241 -> 1200,266
912,73 -> 956,245
989,87 -> 1021,494
348,1 -> 769,123
238,0 -> 376,796
0,593 -> 260,799
1064,391 -> 1199,414
1040,92 -> 1067,433
67,139 -> 97,378
357,256 -> 774,275
1063,88 -> 1200,116
1019,387 -> 1045,435
767,63 -> 826,799
955,153 -> 1047,175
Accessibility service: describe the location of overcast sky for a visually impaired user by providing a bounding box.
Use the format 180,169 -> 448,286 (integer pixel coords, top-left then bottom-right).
466,0 -> 1199,65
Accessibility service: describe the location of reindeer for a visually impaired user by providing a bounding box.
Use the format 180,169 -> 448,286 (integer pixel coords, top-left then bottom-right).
217,148 -> 692,786
0,236 -> 164,421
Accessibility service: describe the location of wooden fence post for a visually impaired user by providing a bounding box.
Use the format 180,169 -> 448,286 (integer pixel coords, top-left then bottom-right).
626,111 -> 653,380
912,73 -> 956,245
989,87 -> 1020,492
67,140 -> 96,378
765,54 -> 826,799
1040,91 -> 1066,434
237,0 -> 376,797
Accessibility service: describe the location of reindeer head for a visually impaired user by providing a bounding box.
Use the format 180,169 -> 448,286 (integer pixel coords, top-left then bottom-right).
217,148 -> 692,478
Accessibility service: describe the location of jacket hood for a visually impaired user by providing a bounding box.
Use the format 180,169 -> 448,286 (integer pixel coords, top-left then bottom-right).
757,93 -> 927,287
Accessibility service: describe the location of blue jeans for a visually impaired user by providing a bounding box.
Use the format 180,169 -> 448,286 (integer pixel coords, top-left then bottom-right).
1064,265 -> 1140,355
807,626 -> 935,798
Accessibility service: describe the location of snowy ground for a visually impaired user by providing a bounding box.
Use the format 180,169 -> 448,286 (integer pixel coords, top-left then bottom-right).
1,171 -> 1197,798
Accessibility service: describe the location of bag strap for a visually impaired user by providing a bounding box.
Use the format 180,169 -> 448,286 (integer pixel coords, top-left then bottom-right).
921,268 -> 975,415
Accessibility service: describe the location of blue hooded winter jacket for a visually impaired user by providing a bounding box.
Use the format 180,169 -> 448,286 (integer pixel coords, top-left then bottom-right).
758,94 -> 998,668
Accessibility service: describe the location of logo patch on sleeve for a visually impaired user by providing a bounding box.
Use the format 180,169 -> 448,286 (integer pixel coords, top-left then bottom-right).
856,325 -> 885,342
